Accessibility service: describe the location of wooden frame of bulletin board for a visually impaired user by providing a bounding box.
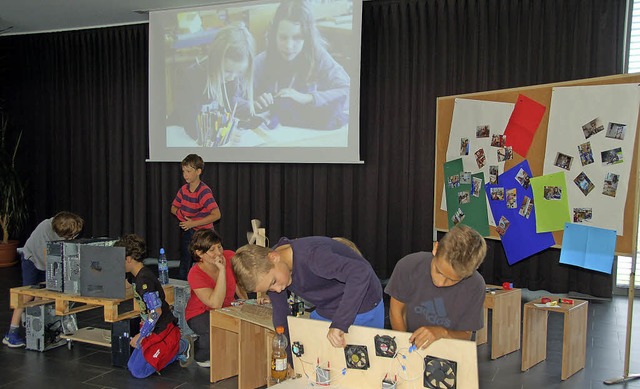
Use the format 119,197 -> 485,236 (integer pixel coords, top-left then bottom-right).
434,73 -> 640,256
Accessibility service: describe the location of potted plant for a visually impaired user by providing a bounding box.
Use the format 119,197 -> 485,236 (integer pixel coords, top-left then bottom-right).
0,110 -> 28,267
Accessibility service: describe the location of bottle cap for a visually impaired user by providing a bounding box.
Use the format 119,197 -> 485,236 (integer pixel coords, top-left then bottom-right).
276,326 -> 285,334
160,248 -> 165,255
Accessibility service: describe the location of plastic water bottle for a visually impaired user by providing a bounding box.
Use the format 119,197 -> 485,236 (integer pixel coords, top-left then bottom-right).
158,248 -> 169,285
271,326 -> 288,383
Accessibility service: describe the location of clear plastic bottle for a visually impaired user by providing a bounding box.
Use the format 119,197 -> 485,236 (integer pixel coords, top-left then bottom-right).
158,248 -> 169,285
271,326 -> 288,383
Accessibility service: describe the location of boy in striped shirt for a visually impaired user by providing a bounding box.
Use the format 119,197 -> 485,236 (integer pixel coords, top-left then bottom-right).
171,154 -> 221,280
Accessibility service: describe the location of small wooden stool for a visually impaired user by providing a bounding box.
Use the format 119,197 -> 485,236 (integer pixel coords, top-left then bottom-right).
521,298 -> 588,380
476,285 -> 522,359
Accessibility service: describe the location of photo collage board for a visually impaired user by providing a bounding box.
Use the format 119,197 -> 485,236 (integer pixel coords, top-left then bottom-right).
441,83 -> 640,268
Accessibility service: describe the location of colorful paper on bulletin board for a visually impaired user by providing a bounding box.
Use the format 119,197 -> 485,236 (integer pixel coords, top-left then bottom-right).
484,160 -> 555,264
504,94 -> 546,157
560,223 -> 616,274
444,159 -> 490,236
530,171 -> 571,232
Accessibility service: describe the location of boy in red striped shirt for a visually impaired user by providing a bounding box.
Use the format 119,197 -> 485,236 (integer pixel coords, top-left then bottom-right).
171,154 -> 221,280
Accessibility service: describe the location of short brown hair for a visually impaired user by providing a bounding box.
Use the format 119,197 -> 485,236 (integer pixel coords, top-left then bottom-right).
189,229 -> 222,262
52,212 -> 84,239
181,154 -> 204,171
114,234 -> 146,262
437,224 -> 487,278
231,244 -> 274,292
332,237 -> 362,256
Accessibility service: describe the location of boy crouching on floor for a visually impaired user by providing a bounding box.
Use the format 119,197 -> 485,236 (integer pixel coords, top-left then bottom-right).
115,234 -> 194,378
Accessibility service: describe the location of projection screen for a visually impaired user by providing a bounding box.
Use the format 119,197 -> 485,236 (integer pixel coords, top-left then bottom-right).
148,0 -> 362,163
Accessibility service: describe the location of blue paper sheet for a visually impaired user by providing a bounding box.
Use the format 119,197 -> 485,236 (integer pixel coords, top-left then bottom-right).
560,223 -> 617,274
485,160 -> 555,265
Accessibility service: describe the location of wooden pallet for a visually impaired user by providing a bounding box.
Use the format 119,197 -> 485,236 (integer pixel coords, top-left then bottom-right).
10,284 -> 174,322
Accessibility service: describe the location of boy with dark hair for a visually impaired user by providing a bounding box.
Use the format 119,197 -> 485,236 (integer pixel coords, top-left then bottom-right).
385,224 -> 487,349
171,154 -> 221,280
115,234 -> 193,378
232,236 -> 383,357
3,211 -> 84,348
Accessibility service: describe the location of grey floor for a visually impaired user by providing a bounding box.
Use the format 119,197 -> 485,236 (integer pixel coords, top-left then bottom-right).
477,290 -> 640,389
2,262 -> 640,388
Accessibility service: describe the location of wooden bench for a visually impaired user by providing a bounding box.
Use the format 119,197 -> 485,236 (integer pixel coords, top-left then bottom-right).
521,298 -> 588,380
476,285 -> 522,359
10,285 -> 174,322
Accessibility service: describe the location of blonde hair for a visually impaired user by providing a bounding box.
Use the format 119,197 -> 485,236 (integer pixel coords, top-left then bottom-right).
332,237 -> 362,256
206,23 -> 255,115
52,212 -> 84,240
231,244 -> 273,292
437,225 -> 486,278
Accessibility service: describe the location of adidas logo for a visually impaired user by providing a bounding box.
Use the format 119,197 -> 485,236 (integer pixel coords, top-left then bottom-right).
414,298 -> 451,327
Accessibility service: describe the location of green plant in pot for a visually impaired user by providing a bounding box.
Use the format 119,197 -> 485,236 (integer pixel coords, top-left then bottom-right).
0,111 -> 28,267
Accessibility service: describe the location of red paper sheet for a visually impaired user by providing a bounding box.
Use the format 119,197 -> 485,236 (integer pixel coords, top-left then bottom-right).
504,94 -> 546,157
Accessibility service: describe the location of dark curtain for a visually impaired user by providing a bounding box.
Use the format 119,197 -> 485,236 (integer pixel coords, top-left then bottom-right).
0,0 -> 626,297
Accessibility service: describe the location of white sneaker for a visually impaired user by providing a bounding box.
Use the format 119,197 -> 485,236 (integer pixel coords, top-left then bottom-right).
196,360 -> 211,368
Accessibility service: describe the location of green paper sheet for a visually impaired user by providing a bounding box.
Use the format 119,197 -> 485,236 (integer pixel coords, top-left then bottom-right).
444,159 -> 490,236
530,171 -> 571,232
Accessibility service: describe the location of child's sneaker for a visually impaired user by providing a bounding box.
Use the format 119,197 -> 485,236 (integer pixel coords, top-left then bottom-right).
196,360 -> 211,368
3,332 -> 26,348
178,336 -> 194,367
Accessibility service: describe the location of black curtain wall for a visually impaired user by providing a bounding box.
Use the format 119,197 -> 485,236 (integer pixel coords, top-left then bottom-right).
0,0 -> 626,297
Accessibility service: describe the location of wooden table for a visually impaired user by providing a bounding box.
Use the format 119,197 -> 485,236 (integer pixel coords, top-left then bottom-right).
210,305 -> 275,389
521,298 -> 588,380
476,285 -> 521,359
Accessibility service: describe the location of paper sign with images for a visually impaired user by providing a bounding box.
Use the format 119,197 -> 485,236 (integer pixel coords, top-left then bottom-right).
441,98 -> 515,226
485,160 -> 555,265
544,83 -> 640,235
560,223 -> 616,274
444,158 -> 490,236
530,171 -> 571,233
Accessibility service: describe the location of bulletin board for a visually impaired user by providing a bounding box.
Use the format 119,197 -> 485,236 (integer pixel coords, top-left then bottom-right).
434,73 -> 640,255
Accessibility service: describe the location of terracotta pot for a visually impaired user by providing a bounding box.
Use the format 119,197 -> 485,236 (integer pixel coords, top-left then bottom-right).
0,240 -> 19,267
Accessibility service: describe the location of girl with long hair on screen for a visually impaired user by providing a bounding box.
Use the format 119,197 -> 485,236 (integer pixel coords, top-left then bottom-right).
253,0 -> 350,131
169,23 -> 255,145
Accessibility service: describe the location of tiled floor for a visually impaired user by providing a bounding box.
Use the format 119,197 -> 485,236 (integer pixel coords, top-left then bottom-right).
2,262 -> 640,388
478,290 -> 640,389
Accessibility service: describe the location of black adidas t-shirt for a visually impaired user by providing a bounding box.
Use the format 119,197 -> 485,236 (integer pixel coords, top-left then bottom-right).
385,252 -> 485,332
